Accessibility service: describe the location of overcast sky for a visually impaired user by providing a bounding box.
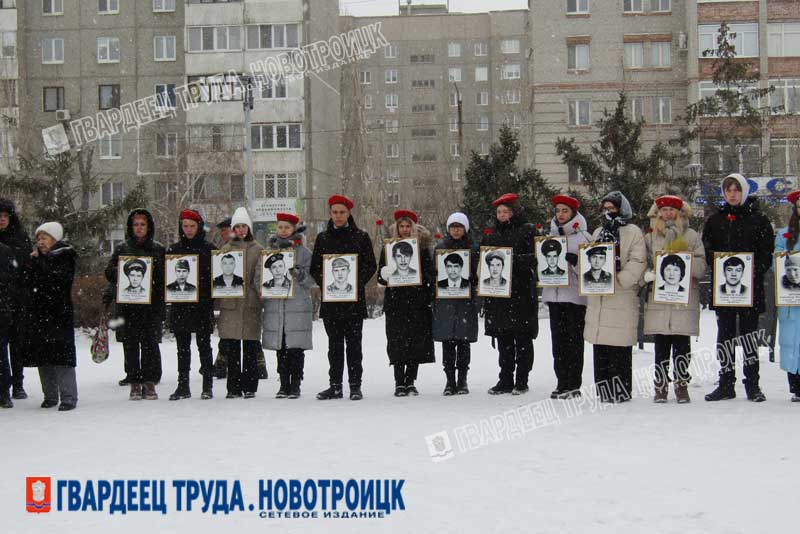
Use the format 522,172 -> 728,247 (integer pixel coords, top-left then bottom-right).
340,0 -> 529,16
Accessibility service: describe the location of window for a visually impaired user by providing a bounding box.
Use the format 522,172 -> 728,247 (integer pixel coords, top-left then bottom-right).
475,65 -> 488,82
630,96 -> 644,121
411,79 -> 435,88
699,81 -> 760,116
386,119 -> 399,133
153,0 -> 175,12
699,24 -> 758,58
770,138 -> 800,176
386,143 -> 399,158
98,0 -> 119,14
569,100 -> 591,126
187,74 -> 244,102
474,42 -> 488,56
363,94 -> 372,109
359,71 -> 371,85
624,0 -> 642,13
412,104 -> 435,113
156,132 -> 177,158
651,0 -> 670,12
476,91 -> 489,106
624,42 -> 644,68
478,115 -> 489,131
251,123 -> 302,150
258,76 -> 302,99
385,69 -> 398,84
211,126 -> 223,151
384,191 -> 400,207
568,163 -> 583,184
479,142 -> 489,156
245,24 -> 298,49
43,0 -> 62,15
451,167 -> 460,182
187,124 -> 243,152
501,64 -> 521,80
156,181 -> 177,207
411,54 -> 435,64
448,68 -> 461,82
384,43 -> 398,58
254,173 -> 299,200
450,92 -> 458,107
770,79 -> 800,114
567,0 -> 589,14
652,96 -> 672,124
448,42 -> 461,57
387,168 -> 400,183
449,116 -> 459,132
0,32 -> 15,58
154,35 -> 176,61
702,140 -> 762,177
501,39 -> 520,54
651,41 -> 671,67
188,26 -> 243,52
411,128 -> 436,138
42,38 -> 64,64
567,44 -> 590,71
155,83 -> 176,110
505,89 -> 521,104
99,133 -> 122,159
194,175 -> 244,202
385,93 -> 398,109
99,84 -> 120,110
97,37 -> 120,63
43,87 -> 64,112
450,143 -> 460,157
102,182 -> 124,206
768,23 -> 800,57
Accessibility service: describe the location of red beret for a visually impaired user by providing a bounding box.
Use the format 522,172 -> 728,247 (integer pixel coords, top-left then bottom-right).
551,195 -> 580,210
492,193 -> 519,207
328,195 -> 354,210
788,190 -> 800,204
655,195 -> 684,210
393,209 -> 418,223
179,209 -> 203,223
276,212 -> 300,225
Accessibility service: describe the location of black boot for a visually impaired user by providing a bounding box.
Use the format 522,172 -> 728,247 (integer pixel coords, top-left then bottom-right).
276,374 -> 290,399
118,376 -> 131,387
316,384 -> 343,400
0,394 -> 12,408
288,373 -> 301,399
12,385 -> 27,399
744,379 -> 766,402
349,385 -> 363,400
169,374 -> 191,401
705,375 -> 736,402
394,365 -> 407,397
201,374 -> 213,399
405,366 -> 419,396
443,369 -> 456,396
456,369 -> 469,395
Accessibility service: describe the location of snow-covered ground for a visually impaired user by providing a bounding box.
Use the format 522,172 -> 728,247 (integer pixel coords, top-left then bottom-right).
4,309 -> 798,533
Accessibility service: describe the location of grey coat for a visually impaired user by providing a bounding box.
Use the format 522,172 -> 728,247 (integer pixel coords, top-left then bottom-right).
261,232 -> 315,350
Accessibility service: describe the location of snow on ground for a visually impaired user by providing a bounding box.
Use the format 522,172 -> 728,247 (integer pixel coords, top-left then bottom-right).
3,309 -> 799,534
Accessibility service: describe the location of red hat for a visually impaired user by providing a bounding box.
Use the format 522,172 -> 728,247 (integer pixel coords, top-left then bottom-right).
393,209 -> 418,223
492,193 -> 519,207
328,194 -> 354,210
655,195 -> 684,210
788,190 -> 800,204
276,212 -> 300,225
179,209 -> 203,223
551,194 -> 580,210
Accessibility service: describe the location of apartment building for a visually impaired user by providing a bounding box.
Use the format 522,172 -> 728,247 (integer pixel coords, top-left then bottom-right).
0,0 -> 17,177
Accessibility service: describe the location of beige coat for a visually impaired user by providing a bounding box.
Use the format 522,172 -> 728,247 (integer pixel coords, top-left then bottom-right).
216,238 -> 264,341
583,223 -> 647,347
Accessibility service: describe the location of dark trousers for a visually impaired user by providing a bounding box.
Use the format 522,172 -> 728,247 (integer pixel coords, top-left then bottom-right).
39,366 -> 78,406
593,344 -> 632,402
548,303 -> 586,392
175,330 -> 213,377
788,372 -> 800,395
442,340 -> 471,372
123,331 -> 162,384
9,331 -> 23,389
221,339 -> 261,395
496,334 -> 534,387
393,362 -> 419,385
323,316 -> 364,387
277,338 -> 305,382
715,308 -> 760,386
654,334 -> 691,385
0,335 -> 10,398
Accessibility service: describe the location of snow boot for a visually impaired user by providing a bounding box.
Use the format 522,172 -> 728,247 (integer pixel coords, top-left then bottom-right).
488,382 -> 514,395
169,374 -> 191,401
41,399 -> 58,408
118,376 -> 131,387
654,382 -> 668,403
243,391 -> 256,399
201,375 -> 213,400
225,391 -> 242,399
316,384 -> 343,400
349,385 -> 363,401
0,394 -> 12,408
792,394 -> 800,402
704,384 -> 735,401
12,385 -> 27,400
143,382 -> 158,400
288,375 -> 301,399
276,373 -> 290,399
129,383 -> 143,401
674,381 -> 690,404
443,369 -> 456,396
558,389 -> 581,399
744,379 -> 766,402
58,403 -> 75,412
393,365 -> 406,397
456,370 -> 469,395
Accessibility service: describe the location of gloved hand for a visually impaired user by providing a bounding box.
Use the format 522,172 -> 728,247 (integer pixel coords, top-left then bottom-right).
380,266 -> 392,281
644,270 -> 656,283
565,253 -> 578,266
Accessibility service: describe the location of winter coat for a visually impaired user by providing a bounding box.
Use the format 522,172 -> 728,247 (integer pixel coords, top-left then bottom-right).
216,236 -> 264,341
583,223 -> 647,347
542,212 -> 590,307
310,215 -> 377,320
642,204 -> 707,336
103,209 -> 166,343
432,234 -> 479,343
702,197 -> 773,314
480,210 -> 539,338
18,241 -> 77,367
377,227 -> 436,364
774,229 -> 800,374
165,221 -> 215,334
261,231 -> 314,351
0,198 -> 31,316
0,242 -> 17,338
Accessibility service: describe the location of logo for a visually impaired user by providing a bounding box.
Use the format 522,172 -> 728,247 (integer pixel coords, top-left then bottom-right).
26,477 -> 51,513
425,431 -> 455,463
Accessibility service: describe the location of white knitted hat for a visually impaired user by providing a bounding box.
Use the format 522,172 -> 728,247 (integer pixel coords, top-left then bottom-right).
446,212 -> 469,233
230,207 -> 253,231
35,221 -> 63,242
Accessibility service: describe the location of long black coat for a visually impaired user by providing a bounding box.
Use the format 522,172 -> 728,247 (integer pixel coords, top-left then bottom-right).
0,198 -> 32,318
702,197 -> 773,314
480,211 -> 539,338
103,209 -> 166,342
432,235 -> 479,343
0,242 -> 17,338
310,215 -> 377,320
165,222 -> 215,334
377,236 -> 436,364
18,242 -> 77,367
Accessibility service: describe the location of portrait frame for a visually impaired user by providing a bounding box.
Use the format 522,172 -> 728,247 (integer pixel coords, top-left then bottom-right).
322,253 -> 359,303
477,246 -> 513,299
116,255 -> 153,305
383,238 -> 423,287
211,249 -> 246,299
652,251 -> 692,305
165,254 -> 200,304
260,249 -> 296,300
435,249 -> 471,300
578,242 -> 616,296
774,251 -> 800,306
535,236 -> 569,288
712,252 -> 754,308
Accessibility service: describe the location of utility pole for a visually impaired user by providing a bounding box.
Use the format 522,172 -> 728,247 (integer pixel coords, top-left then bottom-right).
242,74 -> 255,213
454,82 -> 463,146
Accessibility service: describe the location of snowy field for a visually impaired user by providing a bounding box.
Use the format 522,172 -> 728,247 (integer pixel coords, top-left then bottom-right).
3,309 -> 799,534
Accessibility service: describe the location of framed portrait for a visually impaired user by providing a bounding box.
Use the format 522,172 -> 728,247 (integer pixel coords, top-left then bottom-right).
322,253 -> 359,303
383,238 -> 422,287
260,250 -> 295,300
652,252 -> 692,305
712,252 -> 754,308
116,255 -> 153,305
436,249 -> 471,300
536,236 -> 569,288
212,249 -> 246,299
477,246 -> 513,298
578,243 -> 616,296
165,254 -> 199,303
775,251 -> 800,306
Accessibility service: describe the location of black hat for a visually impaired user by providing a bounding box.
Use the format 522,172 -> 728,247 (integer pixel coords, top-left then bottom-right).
175,259 -> 190,271
264,253 -> 285,269
541,239 -> 562,256
586,246 -> 608,258
216,218 -> 232,229
123,258 -> 147,276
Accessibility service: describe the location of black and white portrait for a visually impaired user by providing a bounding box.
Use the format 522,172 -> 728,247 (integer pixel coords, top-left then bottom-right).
322,254 -> 358,302
478,247 -> 513,298
536,236 -> 568,288
165,254 -> 199,303
653,252 -> 692,305
578,243 -> 615,296
116,256 -> 153,305
436,249 -> 471,299
212,249 -> 245,299
383,238 -> 422,287
713,252 -> 753,307
775,251 -> 800,306
261,250 -> 295,299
